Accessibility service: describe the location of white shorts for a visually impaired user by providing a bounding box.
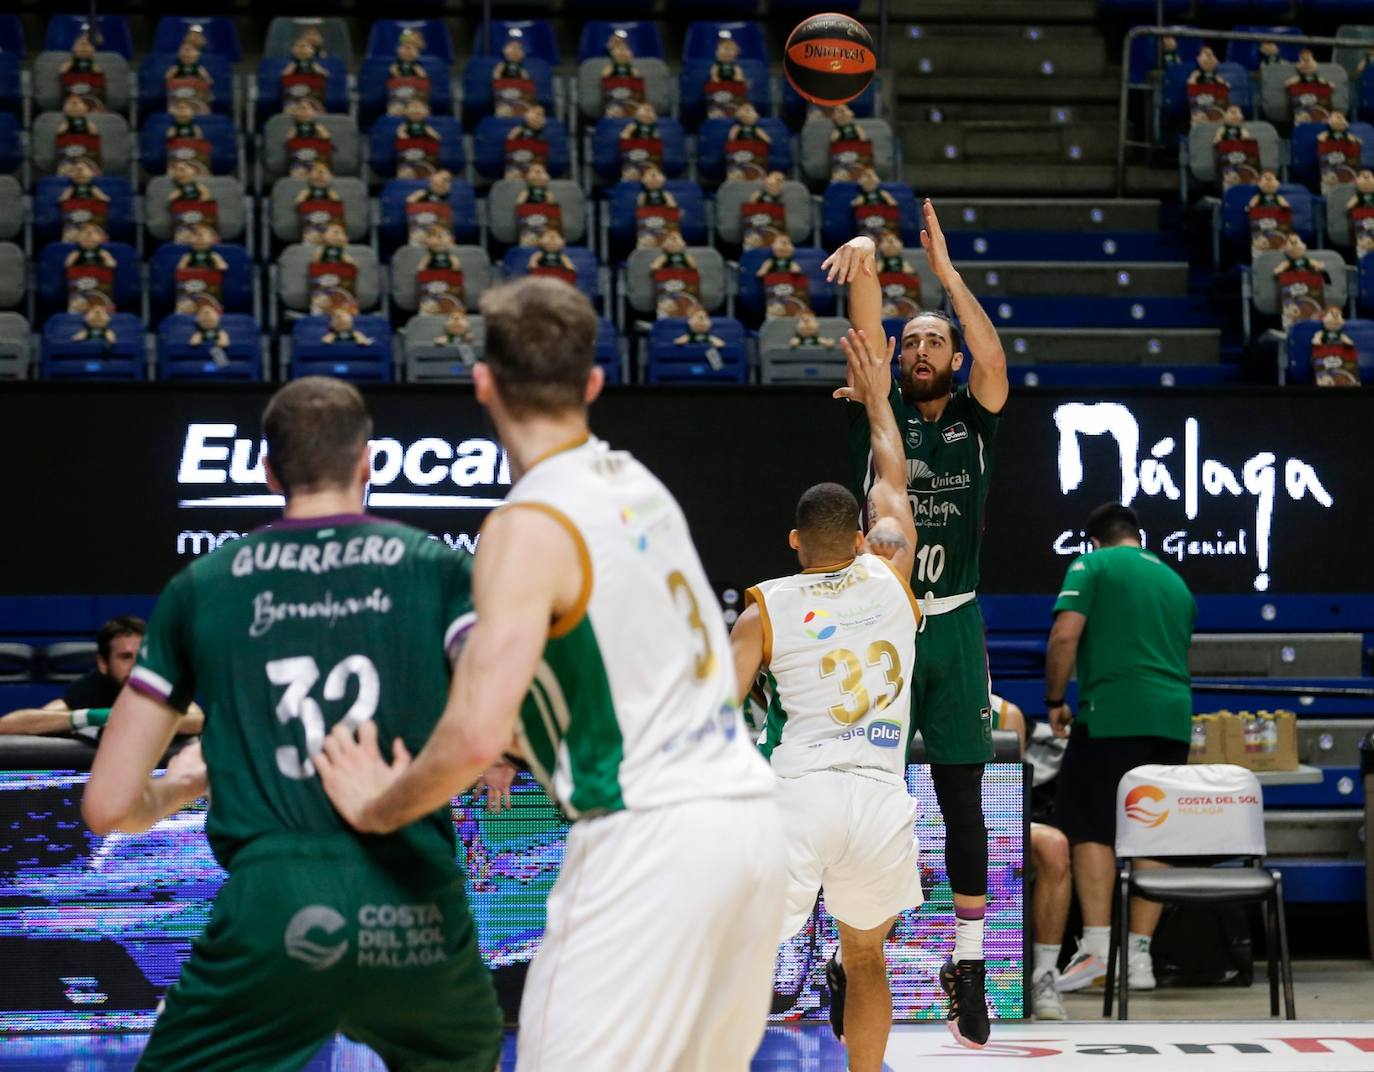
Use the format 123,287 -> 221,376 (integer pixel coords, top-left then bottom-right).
516,795 -> 786,1072
776,768 -> 924,939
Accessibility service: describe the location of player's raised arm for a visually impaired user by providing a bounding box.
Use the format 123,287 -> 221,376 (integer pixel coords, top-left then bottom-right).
729,600 -> 766,705
921,199 -> 1008,414
317,504 -> 582,834
83,694 -> 206,834
837,328 -> 917,581
822,234 -> 883,347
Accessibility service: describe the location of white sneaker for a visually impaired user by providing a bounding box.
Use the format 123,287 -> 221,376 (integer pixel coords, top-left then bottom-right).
1056,950 -> 1107,992
1128,948 -> 1157,991
1031,970 -> 1067,1020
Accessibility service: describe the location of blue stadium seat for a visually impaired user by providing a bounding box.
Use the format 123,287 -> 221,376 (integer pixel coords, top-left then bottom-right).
606,180 -> 708,261
682,21 -> 769,64
981,295 -> 1216,328
460,56 -> 555,127
1226,25 -> 1306,71
1358,256 -> 1374,315
0,113 -> 17,175
0,15 -> 24,58
368,116 -> 466,180
256,56 -> 350,124
378,179 -> 481,253
0,54 -> 19,117
669,0 -> 759,13
1127,28 -> 1202,85
1286,317 -> 1374,383
595,317 -> 623,383
1161,61 -> 1252,126
290,316 -> 393,381
1219,182 -> 1318,253
37,241 -> 141,318
1198,2 -> 1291,20
147,243 -> 254,319
1359,65 -> 1374,123
781,76 -> 879,128
45,15 -> 133,59
366,19 -> 455,63
1008,363 -> 1238,387
33,175 -> 136,245
1291,121 -> 1374,188
577,21 -> 665,62
41,312 -> 145,379
140,113 -> 238,176
158,313 -> 263,379
472,21 -> 559,66
1298,0 -> 1374,15
138,52 -> 236,118
696,117 -> 794,186
501,245 -> 602,307
821,181 -> 921,249
472,116 -> 571,181
737,247 -> 837,324
591,116 -> 689,184
647,317 -> 749,383
679,59 -> 772,129
359,57 -> 456,126
153,17 -> 243,62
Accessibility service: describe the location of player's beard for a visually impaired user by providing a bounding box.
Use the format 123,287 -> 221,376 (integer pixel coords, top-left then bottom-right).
900,360 -> 954,405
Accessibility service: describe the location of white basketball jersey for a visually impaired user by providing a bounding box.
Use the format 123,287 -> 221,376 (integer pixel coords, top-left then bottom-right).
749,554 -> 920,783
505,436 -> 775,819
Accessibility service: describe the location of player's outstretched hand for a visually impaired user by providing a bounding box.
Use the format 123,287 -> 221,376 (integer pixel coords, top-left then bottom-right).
476,759 -> 517,813
164,739 -> 208,806
315,720 -> 412,833
919,198 -> 955,284
821,235 -> 876,285
833,328 -> 895,404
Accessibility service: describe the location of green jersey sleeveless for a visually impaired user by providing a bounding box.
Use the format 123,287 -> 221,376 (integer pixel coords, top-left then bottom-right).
130,515 -> 473,870
848,382 -> 1001,601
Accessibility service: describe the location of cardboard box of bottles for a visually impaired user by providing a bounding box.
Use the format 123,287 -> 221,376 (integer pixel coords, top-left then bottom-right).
1188,713 -> 1228,765
1192,710 -> 1298,772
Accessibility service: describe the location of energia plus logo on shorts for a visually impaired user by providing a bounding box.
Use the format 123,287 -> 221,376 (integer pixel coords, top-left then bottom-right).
1123,784 -> 1169,828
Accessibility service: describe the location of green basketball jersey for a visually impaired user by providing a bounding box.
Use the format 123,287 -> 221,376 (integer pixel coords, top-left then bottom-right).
131,514 -> 473,870
848,382 -> 1001,600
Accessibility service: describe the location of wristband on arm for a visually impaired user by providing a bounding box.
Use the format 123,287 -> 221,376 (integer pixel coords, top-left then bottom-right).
69,707 -> 112,730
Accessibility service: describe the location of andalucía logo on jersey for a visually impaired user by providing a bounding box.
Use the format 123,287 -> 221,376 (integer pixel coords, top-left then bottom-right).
802,609 -> 837,640
1123,784 -> 1169,828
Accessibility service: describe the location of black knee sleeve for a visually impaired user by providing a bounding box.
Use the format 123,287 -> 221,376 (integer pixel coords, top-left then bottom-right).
931,763 -> 988,897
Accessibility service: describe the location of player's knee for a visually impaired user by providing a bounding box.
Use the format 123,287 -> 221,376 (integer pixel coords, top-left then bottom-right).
839,932 -> 888,975
1032,825 -> 1070,882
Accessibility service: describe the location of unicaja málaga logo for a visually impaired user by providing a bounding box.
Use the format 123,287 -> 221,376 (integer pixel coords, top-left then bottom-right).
283,905 -> 349,970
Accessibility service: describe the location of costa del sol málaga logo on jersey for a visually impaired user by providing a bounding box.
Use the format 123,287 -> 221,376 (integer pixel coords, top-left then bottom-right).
1124,784 -> 1169,828
803,609 -> 837,640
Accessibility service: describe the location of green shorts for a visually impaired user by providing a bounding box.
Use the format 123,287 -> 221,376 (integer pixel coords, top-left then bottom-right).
910,600 -> 994,766
137,834 -> 503,1072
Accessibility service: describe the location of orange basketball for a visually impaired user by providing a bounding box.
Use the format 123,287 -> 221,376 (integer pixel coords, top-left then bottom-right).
783,13 -> 877,107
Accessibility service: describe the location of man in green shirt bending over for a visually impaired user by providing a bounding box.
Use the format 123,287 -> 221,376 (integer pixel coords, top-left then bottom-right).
1044,502 -> 1197,997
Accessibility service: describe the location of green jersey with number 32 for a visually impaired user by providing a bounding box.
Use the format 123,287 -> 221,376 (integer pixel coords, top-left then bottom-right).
848,382 -> 1001,600
130,516 -> 473,870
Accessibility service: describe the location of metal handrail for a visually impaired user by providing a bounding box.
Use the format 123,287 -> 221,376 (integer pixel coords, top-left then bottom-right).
1116,26 -> 1374,196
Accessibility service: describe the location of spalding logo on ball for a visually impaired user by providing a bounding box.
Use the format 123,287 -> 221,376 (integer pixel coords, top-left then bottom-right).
784,13 -> 877,107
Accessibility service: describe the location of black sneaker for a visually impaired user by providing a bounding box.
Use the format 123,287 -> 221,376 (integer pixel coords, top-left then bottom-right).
939,958 -> 990,1049
825,954 -> 847,1041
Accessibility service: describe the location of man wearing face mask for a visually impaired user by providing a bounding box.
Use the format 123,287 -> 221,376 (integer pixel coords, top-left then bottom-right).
823,200 -> 1009,1050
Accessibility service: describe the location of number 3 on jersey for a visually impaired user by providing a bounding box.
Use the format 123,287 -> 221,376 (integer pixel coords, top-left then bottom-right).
819,641 -> 904,725
267,654 -> 380,779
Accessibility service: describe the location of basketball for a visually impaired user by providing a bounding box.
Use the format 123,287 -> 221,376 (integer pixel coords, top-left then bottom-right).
783,13 -> 877,107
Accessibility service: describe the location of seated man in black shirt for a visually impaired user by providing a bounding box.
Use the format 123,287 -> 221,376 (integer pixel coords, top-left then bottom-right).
0,616 -> 202,740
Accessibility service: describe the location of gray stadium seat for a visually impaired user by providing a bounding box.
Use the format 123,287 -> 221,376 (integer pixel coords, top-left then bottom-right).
1250,248 -> 1348,315
577,57 -> 673,122
270,177 -> 369,243
32,111 -> 132,179
262,114 -> 361,183
403,313 -> 487,382
276,243 -> 381,313
0,312 -> 30,379
1333,26 -> 1374,80
1260,63 -> 1350,126
264,17 -> 353,66
0,642 -> 35,682
715,178 -> 814,246
758,315 -> 850,385
486,178 -> 587,246
45,641 -> 98,682
625,246 -> 727,317
0,176 -> 21,241
801,117 -> 896,184
1325,181 -> 1359,247
390,244 -> 492,313
33,51 -> 131,114
1186,121 -> 1280,186
146,175 -> 248,242
0,242 -> 23,310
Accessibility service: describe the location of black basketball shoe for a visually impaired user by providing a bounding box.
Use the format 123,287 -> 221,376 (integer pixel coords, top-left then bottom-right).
939,957 -> 990,1049
825,953 -> 847,1041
